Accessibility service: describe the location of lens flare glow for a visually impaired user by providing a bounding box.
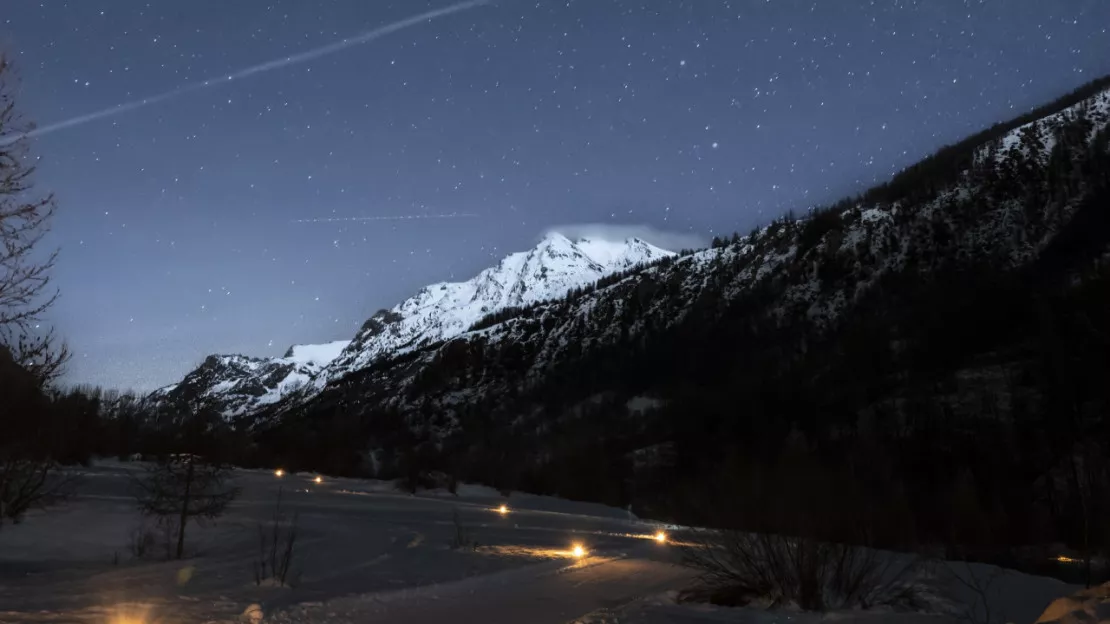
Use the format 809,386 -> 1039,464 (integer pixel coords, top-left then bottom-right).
274,469 -> 284,477
498,504 -> 509,514
572,543 -> 586,558
654,531 -> 667,543
314,476 -> 323,484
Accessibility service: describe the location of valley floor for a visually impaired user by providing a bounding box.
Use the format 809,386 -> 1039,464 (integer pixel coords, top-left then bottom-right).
0,462 -> 1080,623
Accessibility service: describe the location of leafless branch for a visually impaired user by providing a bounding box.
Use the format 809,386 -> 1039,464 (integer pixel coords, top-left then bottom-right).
943,561 -> 1008,624
253,487 -> 301,587
0,457 -> 79,528
0,55 -> 68,385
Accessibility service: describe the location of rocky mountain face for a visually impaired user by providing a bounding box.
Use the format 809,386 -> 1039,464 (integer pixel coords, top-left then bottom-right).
149,340 -> 349,418
150,234 -> 672,418
255,78 -> 1110,542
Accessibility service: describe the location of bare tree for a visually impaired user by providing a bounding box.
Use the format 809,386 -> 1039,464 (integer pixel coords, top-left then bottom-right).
0,56 -> 68,383
132,454 -> 240,559
0,56 -> 74,529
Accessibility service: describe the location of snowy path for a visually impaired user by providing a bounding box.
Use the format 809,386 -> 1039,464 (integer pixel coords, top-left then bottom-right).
268,552 -> 694,624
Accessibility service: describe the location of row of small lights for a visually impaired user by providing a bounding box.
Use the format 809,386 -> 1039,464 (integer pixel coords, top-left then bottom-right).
274,468 -> 322,484
272,470 -> 668,558
494,502 -> 667,558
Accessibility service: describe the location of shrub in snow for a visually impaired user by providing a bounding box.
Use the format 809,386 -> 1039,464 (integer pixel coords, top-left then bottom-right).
127,519 -> 160,559
253,487 -> 301,587
449,507 -> 478,550
678,529 -> 925,612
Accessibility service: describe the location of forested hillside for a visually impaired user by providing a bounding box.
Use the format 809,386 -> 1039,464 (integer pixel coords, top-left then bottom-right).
251,78 -> 1110,575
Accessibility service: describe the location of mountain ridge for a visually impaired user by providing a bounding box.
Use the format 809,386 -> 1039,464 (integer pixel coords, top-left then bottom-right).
149,233 -> 673,417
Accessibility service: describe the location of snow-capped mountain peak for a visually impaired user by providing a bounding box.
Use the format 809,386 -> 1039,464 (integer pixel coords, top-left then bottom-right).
315,233 -> 672,388
574,235 -> 652,268
149,234 -> 672,419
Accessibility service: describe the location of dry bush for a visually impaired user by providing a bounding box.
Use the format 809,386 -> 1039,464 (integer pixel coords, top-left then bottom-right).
678,529 -> 925,611
449,507 -> 478,550
253,488 -> 301,587
676,431 -> 926,612
128,521 -> 158,559
126,515 -> 181,561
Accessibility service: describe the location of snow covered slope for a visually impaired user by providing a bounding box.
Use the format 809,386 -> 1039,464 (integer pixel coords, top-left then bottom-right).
309,233 -> 671,390
978,87 -> 1110,166
148,340 -> 349,418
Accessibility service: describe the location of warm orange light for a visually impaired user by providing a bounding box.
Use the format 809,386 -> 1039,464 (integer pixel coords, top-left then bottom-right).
108,603 -> 156,624
498,504 -> 509,514
314,476 -> 322,484
654,531 -> 667,543
572,543 -> 586,558
1057,555 -> 1077,563
274,469 -> 284,477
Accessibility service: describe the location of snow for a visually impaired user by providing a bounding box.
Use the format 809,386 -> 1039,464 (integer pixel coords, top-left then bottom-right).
0,465 -> 666,623
575,236 -> 670,270
149,340 -> 353,419
307,233 -> 672,391
269,554 -> 693,624
572,558 -> 1081,624
980,87 -> 1110,166
283,340 -> 351,366
0,464 -> 1085,624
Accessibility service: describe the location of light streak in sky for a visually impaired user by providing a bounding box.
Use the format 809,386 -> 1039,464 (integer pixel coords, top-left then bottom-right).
0,0 -> 491,146
291,212 -> 480,224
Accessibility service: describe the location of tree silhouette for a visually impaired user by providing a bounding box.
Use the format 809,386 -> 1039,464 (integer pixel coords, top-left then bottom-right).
132,400 -> 240,559
0,56 -> 74,528
0,56 -> 68,383
132,451 -> 239,559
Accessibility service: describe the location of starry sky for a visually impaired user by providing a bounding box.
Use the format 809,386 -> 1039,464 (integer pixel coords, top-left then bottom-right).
1,0 -> 1108,392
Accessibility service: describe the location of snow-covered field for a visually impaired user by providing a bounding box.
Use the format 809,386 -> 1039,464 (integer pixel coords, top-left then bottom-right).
0,463 -> 1082,623
0,462 -> 675,623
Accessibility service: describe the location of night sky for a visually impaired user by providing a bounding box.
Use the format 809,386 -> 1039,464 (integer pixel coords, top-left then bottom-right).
2,1 -> 1107,392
